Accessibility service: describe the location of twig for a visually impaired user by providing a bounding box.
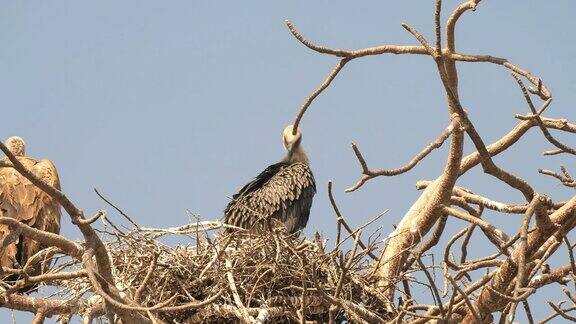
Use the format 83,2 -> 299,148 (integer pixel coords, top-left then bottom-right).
443,206 -> 508,242
225,258 -> 254,323
134,252 -> 159,303
512,74 -> 575,155
548,302 -> 576,322
416,257 -> 445,317
0,217 -> 83,259
328,181 -> 378,260
94,188 -> 141,228
539,167 -> 576,188
77,210 -> 106,226
446,274 -> 483,323
347,123 -> 454,192
522,300 -> 534,324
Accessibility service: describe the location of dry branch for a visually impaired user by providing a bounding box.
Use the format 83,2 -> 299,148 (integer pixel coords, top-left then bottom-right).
286,0 -> 576,322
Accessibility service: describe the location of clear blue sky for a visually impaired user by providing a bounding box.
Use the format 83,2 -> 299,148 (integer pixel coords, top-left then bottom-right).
0,1 -> 574,322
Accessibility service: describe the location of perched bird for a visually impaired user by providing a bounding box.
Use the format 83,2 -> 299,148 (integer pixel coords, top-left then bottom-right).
0,136 -> 61,290
224,125 -> 316,234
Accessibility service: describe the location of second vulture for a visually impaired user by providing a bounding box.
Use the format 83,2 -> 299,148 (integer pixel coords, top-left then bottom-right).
0,136 -> 61,292
224,125 -> 315,234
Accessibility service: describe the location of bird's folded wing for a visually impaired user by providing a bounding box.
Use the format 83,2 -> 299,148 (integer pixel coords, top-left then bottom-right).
226,162 -> 315,223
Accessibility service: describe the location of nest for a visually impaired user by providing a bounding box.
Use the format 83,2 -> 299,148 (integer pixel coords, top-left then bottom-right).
54,220 -> 393,323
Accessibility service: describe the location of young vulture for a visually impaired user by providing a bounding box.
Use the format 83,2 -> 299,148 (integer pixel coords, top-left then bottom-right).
224,125 -> 316,234
0,136 -> 61,291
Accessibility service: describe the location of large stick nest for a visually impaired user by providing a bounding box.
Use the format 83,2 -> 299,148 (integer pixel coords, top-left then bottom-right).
53,220 -> 392,323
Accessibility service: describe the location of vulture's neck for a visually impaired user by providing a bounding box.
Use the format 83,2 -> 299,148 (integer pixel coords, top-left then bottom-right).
284,144 -> 309,165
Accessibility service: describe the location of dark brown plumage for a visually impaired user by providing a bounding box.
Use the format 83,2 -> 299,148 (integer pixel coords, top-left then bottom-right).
224,125 -> 315,234
0,136 -> 61,292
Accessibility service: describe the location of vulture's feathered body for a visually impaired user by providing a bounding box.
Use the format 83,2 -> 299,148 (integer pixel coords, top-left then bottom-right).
224,125 -> 315,234
0,137 -> 61,291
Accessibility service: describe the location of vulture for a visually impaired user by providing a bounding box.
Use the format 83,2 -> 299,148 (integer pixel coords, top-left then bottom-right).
0,136 -> 61,290
224,125 -> 316,234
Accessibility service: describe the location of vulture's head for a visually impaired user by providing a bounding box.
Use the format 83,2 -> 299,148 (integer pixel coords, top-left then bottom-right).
283,125 -> 302,150
5,136 -> 25,156
282,125 -> 308,164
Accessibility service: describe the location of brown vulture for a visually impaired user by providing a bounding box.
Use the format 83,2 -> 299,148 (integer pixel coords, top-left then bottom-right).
0,136 -> 61,291
224,125 -> 315,234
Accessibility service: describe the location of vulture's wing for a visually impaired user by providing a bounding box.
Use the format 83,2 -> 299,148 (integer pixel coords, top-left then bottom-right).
225,162 -> 315,233
231,162 -> 289,200
0,157 -> 39,269
22,159 -> 61,276
0,157 -> 61,276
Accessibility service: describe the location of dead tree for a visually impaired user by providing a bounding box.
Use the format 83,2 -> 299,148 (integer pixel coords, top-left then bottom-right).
288,0 -> 575,322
